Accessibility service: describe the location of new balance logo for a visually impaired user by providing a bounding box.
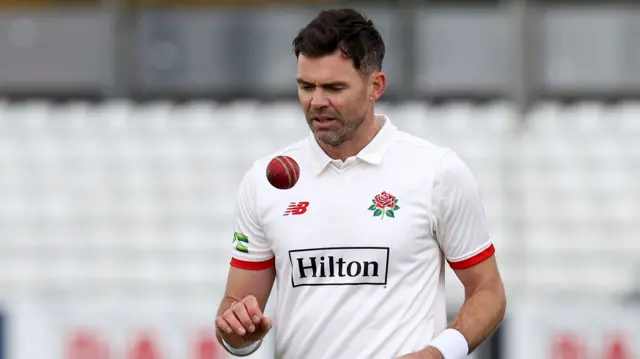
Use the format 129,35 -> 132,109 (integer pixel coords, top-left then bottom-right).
283,201 -> 309,216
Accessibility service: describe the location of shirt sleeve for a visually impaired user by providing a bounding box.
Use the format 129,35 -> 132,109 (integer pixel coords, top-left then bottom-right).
432,151 -> 495,270
229,165 -> 275,270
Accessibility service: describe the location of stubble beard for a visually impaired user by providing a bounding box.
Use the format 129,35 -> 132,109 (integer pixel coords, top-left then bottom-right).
310,114 -> 365,147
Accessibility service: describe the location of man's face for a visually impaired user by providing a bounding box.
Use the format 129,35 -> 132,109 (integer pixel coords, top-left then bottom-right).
296,51 -> 371,147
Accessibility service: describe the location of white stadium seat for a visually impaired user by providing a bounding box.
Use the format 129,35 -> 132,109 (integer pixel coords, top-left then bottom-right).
0,100 -> 638,305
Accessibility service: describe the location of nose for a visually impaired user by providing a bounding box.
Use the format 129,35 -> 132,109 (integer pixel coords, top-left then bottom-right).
310,88 -> 329,109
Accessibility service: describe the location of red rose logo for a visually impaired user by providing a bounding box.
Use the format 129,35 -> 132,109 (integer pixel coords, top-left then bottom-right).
368,191 -> 400,219
374,191 -> 396,209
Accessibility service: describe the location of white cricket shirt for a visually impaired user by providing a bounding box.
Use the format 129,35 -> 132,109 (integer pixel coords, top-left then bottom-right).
229,115 -> 495,359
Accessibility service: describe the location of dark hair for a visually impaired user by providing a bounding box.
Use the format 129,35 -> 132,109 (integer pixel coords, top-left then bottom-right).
292,9 -> 385,74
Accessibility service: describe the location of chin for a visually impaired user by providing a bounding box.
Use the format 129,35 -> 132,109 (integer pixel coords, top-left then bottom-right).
317,134 -> 345,147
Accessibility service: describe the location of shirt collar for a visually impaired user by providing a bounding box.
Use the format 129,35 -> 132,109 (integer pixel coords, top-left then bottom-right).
308,114 -> 397,175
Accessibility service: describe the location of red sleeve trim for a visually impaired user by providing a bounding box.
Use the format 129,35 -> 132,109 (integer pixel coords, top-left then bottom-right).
448,244 -> 495,270
230,257 -> 275,270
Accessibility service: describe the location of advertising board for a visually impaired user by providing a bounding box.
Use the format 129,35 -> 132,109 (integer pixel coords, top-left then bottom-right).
504,301 -> 639,359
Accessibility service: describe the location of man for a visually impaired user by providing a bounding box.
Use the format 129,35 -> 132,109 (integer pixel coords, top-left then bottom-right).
215,8 -> 506,359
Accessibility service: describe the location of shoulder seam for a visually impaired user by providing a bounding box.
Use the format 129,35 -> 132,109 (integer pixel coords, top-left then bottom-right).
394,132 -> 448,152
258,138 -> 307,162
279,141 -> 306,155
429,148 -> 454,240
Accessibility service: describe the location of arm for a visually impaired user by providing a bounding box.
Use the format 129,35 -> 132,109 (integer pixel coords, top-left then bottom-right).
215,164 -> 277,356
414,257 -> 506,359
448,255 -> 506,353
400,151 -> 506,359
215,266 -> 276,353
217,266 -> 276,321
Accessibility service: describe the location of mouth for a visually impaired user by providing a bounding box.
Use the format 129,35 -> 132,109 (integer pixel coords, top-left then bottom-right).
312,117 -> 338,130
312,116 -> 338,124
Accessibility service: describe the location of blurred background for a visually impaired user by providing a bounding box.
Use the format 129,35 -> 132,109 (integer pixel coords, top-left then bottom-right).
0,0 -> 640,358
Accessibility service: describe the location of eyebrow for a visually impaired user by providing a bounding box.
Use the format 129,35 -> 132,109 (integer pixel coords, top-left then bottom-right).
296,78 -> 349,87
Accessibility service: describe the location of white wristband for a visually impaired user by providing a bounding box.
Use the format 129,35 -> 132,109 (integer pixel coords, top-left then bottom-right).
221,337 -> 260,356
428,328 -> 469,359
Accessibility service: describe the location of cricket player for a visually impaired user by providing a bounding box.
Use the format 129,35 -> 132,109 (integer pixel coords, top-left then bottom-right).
215,8 -> 506,359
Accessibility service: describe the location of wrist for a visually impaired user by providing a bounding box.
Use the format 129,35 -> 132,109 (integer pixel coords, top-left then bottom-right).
427,328 -> 469,359
220,336 -> 261,356
421,346 -> 444,359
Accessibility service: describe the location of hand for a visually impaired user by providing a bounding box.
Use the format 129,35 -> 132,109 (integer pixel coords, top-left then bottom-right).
396,346 -> 444,359
216,295 -> 273,349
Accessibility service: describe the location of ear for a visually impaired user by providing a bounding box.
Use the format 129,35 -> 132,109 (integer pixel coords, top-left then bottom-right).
368,72 -> 386,101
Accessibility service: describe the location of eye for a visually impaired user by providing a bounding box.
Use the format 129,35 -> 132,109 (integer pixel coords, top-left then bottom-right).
326,86 -> 345,92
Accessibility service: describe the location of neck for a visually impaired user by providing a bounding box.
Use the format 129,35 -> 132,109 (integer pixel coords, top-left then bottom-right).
320,115 -> 381,161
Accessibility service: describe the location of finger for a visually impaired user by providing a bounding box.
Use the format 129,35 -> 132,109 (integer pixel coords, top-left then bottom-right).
259,316 -> 273,333
223,309 -> 247,336
232,302 -> 256,333
242,296 -> 264,324
215,316 -> 233,335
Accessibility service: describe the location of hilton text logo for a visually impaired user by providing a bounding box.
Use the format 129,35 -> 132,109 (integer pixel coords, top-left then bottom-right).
288,247 -> 390,287
283,201 -> 309,216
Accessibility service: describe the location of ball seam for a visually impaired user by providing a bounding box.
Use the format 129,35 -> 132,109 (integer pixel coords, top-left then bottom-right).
282,156 -> 298,184
274,156 -> 292,189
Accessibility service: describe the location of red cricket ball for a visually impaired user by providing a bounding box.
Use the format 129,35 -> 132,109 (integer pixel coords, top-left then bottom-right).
266,155 -> 300,190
